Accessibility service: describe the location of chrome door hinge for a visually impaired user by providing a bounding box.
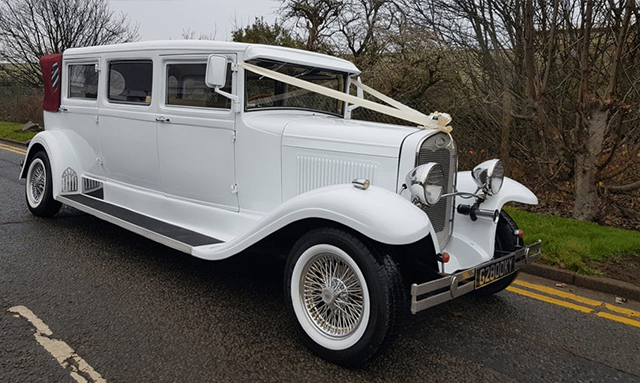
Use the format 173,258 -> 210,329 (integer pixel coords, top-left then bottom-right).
230,184 -> 238,194
231,131 -> 236,142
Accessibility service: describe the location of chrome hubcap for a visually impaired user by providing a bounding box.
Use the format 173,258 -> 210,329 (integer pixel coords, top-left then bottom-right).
29,161 -> 46,205
302,254 -> 364,337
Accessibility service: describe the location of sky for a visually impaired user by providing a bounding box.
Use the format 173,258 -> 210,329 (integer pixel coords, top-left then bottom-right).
107,0 -> 280,42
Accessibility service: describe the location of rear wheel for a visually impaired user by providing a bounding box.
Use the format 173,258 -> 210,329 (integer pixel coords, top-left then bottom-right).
475,210 -> 521,296
25,151 -> 61,217
284,227 -> 403,366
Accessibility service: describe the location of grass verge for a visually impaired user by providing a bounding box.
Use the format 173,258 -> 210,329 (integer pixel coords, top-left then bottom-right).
0,121 -> 37,142
505,205 -> 640,275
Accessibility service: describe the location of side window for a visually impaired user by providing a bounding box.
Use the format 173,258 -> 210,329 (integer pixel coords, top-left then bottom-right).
68,64 -> 98,99
108,60 -> 153,104
166,63 -> 232,109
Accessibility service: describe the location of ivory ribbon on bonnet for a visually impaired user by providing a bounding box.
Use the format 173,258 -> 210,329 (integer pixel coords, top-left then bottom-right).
237,61 -> 453,135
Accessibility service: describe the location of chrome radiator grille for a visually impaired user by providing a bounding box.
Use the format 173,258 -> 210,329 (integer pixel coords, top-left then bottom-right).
416,132 -> 457,247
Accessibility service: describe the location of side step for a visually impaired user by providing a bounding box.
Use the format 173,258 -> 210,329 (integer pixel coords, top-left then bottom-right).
58,194 -> 223,254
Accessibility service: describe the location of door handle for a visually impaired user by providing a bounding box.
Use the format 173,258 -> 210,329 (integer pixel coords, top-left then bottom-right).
156,116 -> 170,122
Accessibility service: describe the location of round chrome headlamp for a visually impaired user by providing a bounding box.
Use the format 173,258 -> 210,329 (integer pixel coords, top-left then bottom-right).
472,159 -> 504,195
405,163 -> 444,205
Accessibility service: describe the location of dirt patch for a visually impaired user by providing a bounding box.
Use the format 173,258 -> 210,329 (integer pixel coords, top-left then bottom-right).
587,254 -> 640,286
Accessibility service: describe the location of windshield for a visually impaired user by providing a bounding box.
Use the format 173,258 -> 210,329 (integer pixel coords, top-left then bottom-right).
245,59 -> 347,116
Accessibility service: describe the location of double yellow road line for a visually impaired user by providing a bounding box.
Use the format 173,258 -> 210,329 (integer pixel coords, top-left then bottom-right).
508,280 -> 640,328
0,142 -> 27,156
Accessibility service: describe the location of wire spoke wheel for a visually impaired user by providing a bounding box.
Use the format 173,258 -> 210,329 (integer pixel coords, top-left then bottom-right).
27,159 -> 46,206
285,228 -> 403,366
290,243 -> 370,351
302,253 -> 365,338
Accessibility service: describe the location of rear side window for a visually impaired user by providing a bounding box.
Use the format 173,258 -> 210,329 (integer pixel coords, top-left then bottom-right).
108,60 -> 153,104
166,63 -> 232,109
69,64 -> 98,99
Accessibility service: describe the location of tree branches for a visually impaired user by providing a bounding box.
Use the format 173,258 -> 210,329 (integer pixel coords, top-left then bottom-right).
0,0 -> 139,87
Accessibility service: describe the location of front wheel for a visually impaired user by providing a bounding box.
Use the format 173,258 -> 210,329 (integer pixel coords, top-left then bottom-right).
475,210 -> 521,296
284,227 -> 403,366
25,151 -> 61,217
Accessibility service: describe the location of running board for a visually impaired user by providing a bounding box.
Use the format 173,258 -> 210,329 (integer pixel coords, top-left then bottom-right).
58,194 -> 223,254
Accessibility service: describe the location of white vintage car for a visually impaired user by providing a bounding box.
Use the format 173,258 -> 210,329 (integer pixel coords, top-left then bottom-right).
22,41 -> 541,366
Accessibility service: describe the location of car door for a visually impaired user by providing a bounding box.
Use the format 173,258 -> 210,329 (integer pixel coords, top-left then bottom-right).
60,59 -> 103,178
156,55 -> 238,211
98,58 -> 160,190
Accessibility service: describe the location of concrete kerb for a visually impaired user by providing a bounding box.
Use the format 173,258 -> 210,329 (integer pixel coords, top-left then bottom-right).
523,263 -> 640,302
0,137 -> 28,148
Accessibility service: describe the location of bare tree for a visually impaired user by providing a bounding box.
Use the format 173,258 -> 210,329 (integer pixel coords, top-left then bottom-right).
335,0 -> 398,58
517,0 -> 640,221
402,0 -> 527,170
0,0 -> 139,87
570,0 -> 638,221
404,0 -> 640,223
279,0 -> 343,52
278,0 -> 401,59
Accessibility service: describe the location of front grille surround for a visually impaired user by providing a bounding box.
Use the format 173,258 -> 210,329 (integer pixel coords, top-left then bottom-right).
415,132 -> 457,247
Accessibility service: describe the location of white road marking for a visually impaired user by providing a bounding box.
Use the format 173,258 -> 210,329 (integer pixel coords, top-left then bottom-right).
8,306 -> 107,383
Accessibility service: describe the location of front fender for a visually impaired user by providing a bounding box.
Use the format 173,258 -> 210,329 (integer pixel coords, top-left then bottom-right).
20,130 -> 82,199
192,184 -> 437,260
274,184 -> 435,245
456,171 -> 538,209
443,171 -> 538,272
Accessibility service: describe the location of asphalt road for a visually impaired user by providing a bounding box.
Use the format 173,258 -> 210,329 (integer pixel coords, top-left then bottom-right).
1,147 -> 639,382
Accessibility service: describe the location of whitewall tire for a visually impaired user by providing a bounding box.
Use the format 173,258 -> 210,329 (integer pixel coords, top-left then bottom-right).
284,227 -> 403,366
25,151 -> 61,217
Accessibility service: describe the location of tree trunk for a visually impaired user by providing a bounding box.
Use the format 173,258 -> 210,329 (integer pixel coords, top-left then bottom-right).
500,89 -> 512,170
572,0 -> 633,222
573,109 -> 608,221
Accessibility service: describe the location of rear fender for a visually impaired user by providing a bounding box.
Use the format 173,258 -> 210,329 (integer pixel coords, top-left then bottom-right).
20,130 -> 82,199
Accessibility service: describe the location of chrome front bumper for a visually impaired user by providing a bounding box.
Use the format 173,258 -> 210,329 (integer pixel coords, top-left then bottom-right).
410,240 -> 542,314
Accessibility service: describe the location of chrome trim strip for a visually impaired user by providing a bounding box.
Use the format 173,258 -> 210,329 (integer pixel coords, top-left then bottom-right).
410,240 -> 542,314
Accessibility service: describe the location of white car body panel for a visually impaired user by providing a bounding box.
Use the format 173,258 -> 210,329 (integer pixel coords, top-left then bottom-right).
282,116 -> 417,201
243,44 -> 360,74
